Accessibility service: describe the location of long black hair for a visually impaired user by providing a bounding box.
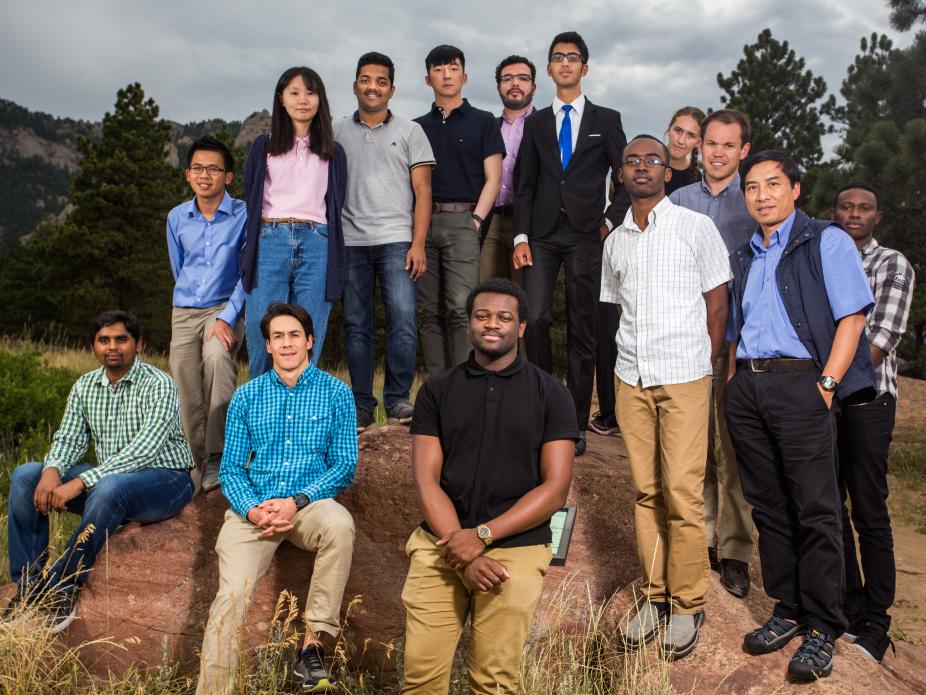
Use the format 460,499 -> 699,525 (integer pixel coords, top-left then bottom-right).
268,66 -> 336,160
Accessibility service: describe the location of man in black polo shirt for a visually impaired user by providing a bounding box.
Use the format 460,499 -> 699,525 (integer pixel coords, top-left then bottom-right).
401,278 -> 577,695
414,45 -> 505,376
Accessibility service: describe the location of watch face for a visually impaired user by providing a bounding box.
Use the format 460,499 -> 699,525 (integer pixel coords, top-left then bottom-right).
820,376 -> 837,391
477,526 -> 489,539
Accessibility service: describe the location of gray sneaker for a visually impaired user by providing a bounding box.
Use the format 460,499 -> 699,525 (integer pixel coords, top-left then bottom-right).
662,611 -> 705,661
386,400 -> 415,424
201,454 -> 221,492
620,601 -> 668,650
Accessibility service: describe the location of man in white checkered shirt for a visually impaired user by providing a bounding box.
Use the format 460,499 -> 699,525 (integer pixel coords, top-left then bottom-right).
603,135 -> 731,661
831,183 -> 915,663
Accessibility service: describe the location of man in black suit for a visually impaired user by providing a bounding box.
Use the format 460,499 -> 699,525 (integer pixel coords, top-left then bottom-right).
513,30 -> 628,456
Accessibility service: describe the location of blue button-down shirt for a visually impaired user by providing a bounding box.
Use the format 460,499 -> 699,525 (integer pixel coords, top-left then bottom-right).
669,173 -> 755,253
219,364 -> 358,519
732,212 -> 874,359
166,192 -> 247,325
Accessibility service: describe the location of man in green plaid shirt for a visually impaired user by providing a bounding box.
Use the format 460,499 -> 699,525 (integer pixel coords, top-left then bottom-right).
5,310 -> 194,633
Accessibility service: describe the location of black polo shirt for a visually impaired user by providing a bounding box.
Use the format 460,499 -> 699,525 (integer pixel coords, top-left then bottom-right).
413,99 -> 506,204
411,353 -> 579,548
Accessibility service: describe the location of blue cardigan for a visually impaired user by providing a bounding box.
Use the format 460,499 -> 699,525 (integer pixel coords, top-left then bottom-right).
240,133 -> 348,301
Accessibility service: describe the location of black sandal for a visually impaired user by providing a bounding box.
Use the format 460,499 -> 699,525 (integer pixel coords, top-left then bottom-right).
743,615 -> 805,654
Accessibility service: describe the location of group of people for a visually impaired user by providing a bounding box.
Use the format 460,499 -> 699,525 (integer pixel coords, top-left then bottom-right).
3,28 -> 916,694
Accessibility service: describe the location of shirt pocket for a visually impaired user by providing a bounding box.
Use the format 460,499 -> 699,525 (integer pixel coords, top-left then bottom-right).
301,410 -> 332,453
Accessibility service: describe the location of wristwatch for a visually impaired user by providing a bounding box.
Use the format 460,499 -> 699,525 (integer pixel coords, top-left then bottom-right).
818,375 -> 838,392
472,213 -> 484,230
476,524 -> 492,546
292,492 -> 310,510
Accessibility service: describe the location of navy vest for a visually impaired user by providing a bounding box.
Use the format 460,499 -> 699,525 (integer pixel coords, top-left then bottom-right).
730,209 -> 875,400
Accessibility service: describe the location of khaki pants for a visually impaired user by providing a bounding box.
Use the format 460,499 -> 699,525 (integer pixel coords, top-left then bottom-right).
704,350 -> 754,563
479,214 -> 522,286
169,305 -> 243,466
616,377 -> 711,613
196,500 -> 355,695
401,527 -> 551,695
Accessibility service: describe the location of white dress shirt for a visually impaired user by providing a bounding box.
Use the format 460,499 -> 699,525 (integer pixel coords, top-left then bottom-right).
600,196 -> 732,387
552,93 -> 585,155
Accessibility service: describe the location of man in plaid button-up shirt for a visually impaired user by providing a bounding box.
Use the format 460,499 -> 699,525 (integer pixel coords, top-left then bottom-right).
5,310 -> 194,633
198,302 -> 357,695
832,183 -> 915,662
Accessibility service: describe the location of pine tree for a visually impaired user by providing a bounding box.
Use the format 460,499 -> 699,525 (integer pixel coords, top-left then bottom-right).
889,0 -> 926,31
717,28 -> 836,170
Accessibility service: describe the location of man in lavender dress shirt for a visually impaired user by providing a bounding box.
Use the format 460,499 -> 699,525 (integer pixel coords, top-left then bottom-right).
479,55 -> 536,286
166,135 -> 246,492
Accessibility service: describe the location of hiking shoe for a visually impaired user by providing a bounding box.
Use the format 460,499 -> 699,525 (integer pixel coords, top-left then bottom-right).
293,644 -> 337,692
588,411 -> 620,436
707,547 -> 720,572
788,629 -> 835,681
743,615 -> 805,655
662,611 -> 706,661
386,400 -> 415,424
620,601 -> 669,650
575,432 -> 587,457
852,621 -> 894,663
1,592 -> 27,619
42,590 -> 78,634
356,407 -> 374,432
719,558 -> 750,598
201,454 -> 222,492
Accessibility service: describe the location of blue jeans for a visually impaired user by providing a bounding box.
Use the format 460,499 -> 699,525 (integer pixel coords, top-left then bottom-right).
7,462 -> 193,595
245,221 -> 332,378
343,243 -> 417,412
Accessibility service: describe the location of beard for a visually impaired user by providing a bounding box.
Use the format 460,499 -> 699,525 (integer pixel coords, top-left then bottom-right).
501,92 -> 533,111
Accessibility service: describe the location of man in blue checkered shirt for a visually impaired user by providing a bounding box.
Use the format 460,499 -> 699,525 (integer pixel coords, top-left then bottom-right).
197,302 -> 357,695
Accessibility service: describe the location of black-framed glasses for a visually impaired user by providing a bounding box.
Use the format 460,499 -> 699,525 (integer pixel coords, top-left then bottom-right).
623,157 -> 666,168
550,52 -> 583,63
189,164 -> 226,176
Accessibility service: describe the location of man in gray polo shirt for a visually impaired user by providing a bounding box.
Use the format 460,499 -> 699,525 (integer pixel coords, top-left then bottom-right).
334,52 -> 435,431
670,108 -> 755,599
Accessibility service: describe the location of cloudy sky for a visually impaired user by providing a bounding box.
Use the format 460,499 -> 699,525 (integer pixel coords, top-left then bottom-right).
2,1 -> 914,157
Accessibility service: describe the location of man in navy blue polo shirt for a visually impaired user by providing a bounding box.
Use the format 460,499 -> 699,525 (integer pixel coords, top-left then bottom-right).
725,151 -> 874,681
414,45 -> 505,376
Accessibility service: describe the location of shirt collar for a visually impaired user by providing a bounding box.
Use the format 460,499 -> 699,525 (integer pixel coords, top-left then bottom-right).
430,98 -> 472,118
352,109 -> 394,127
501,105 -> 534,125
269,362 -> 316,390
698,172 -> 741,199
465,352 -> 526,378
96,360 -> 143,387
552,94 -> 586,118
750,210 -> 797,253
860,237 -> 879,256
185,191 -> 234,220
622,195 -> 673,233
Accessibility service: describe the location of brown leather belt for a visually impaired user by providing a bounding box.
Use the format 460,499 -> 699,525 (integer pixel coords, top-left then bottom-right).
736,358 -> 817,373
493,205 -> 514,217
433,202 -> 476,214
260,217 -> 315,225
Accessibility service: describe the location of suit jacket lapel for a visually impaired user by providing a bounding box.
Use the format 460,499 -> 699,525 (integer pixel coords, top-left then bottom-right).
543,107 -> 559,160
564,100 -> 595,175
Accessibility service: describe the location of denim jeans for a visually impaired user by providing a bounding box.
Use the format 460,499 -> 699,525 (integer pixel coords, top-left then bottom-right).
8,461 -> 193,596
343,242 -> 417,412
245,221 -> 332,378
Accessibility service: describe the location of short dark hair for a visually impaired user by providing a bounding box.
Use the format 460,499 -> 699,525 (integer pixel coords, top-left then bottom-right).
701,109 -> 752,146
188,135 -> 235,173
834,182 -> 881,211
741,150 -> 801,189
466,278 -> 530,323
625,133 -> 670,163
89,310 -> 140,344
259,302 -> 315,341
356,51 -> 395,84
495,55 -> 536,83
548,31 -> 589,63
425,45 -> 465,72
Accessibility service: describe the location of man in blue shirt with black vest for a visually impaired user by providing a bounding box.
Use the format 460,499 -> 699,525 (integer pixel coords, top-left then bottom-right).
725,151 -> 874,681
167,135 -> 246,492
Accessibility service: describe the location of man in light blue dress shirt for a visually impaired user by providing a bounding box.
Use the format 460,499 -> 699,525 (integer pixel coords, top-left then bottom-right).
166,135 -> 246,492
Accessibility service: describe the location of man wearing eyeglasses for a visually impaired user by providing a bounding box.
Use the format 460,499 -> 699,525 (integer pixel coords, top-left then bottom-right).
480,55 -> 537,286
603,135 -> 731,660
166,135 -> 247,493
513,31 -> 628,456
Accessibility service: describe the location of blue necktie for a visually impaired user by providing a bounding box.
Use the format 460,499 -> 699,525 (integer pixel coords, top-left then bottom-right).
559,104 -> 573,171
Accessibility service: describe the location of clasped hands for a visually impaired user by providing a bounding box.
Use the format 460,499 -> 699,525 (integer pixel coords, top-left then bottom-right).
436,528 -> 510,592
247,497 -> 299,538
33,468 -> 85,514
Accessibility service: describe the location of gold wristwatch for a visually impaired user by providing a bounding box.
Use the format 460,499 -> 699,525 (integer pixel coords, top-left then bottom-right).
476,524 -> 492,546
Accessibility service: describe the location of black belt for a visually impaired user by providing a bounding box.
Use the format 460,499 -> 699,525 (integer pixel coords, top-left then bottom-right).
736,358 -> 817,373
493,205 -> 514,217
